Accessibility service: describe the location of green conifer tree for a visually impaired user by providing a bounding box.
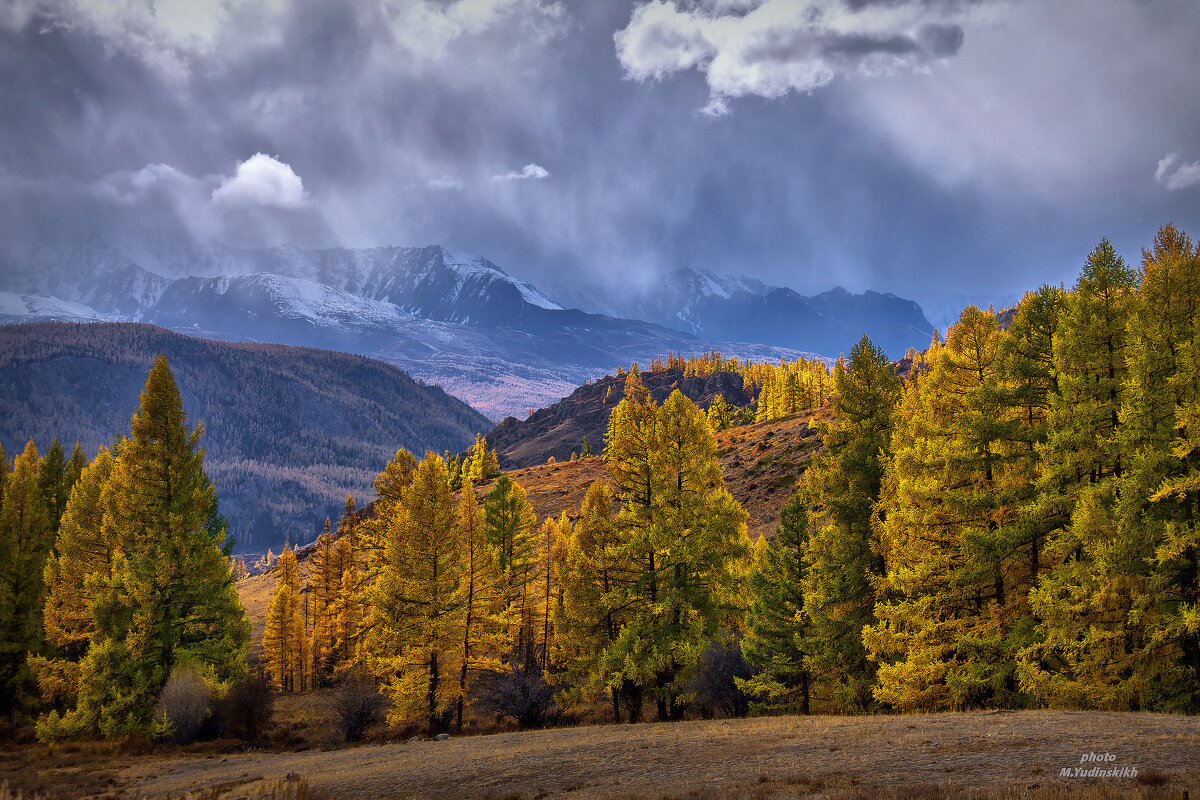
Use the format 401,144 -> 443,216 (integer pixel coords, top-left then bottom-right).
366,453 -> 464,734
997,285 -> 1067,588
603,389 -> 751,721
740,491 -> 811,712
483,473 -> 538,663
58,355 -> 249,737
32,448 -> 117,709
64,444 -> 88,502
800,336 -> 899,711
555,481 -> 642,721
866,308 -> 1030,710
0,440 -> 52,719
36,438 -> 68,533
1021,240 -> 1140,708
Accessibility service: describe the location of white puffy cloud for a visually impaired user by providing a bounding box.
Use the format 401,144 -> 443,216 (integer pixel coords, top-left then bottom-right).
1155,153 -> 1200,191
492,163 -> 550,181
212,153 -> 308,209
614,0 -> 976,115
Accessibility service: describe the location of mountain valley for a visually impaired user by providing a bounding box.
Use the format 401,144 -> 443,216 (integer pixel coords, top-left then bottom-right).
0,322 -> 490,553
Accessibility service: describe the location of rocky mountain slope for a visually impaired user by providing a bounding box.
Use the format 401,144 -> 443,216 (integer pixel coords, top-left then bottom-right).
557,267 -> 934,359
0,322 -> 490,552
0,241 -> 821,419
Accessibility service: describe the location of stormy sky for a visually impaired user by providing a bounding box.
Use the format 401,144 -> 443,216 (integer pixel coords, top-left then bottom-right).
1,0 -> 1198,326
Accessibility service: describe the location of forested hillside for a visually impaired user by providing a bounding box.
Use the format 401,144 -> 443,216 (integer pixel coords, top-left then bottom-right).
239,225 -> 1200,729
487,351 -> 832,468
0,322 -> 490,551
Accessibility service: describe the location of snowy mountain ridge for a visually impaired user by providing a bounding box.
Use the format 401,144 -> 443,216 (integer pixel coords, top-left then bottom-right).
553,266 -> 933,360
0,238 -> 928,417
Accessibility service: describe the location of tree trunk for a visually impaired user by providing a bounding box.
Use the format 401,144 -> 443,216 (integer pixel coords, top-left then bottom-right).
427,650 -> 440,736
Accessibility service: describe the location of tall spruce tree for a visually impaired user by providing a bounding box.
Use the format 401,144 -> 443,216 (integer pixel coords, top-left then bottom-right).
32,449 -> 117,709
36,438 -> 68,534
483,473 -> 538,664
454,477 -> 509,731
1021,240 -> 1141,708
866,307 -> 1031,710
602,389 -> 750,721
740,490 -> 811,713
50,355 -> 249,737
0,440 -> 52,719
799,336 -> 899,711
555,481 -> 643,721
998,285 -> 1067,587
64,444 -> 88,503
366,453 -> 464,734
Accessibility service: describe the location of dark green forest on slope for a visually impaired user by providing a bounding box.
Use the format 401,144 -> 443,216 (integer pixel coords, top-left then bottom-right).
0,322 -> 490,551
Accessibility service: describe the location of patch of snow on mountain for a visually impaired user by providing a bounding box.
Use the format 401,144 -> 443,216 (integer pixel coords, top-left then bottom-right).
208,275 -> 234,295
511,278 -> 562,310
697,270 -> 732,300
0,292 -> 116,323
248,274 -> 413,330
441,249 -> 562,311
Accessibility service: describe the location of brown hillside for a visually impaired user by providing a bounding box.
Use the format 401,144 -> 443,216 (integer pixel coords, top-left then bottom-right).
500,406 -> 826,538
487,366 -> 755,469
238,408 -> 827,638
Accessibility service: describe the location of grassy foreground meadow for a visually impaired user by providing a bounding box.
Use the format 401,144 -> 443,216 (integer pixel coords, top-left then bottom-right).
3,710 -> 1196,799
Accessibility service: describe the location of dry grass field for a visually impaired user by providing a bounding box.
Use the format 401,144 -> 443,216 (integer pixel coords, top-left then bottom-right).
5,710 -> 1190,800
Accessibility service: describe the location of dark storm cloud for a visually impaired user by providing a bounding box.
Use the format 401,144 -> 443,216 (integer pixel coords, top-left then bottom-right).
915,23 -> 962,57
1,0 -> 1199,327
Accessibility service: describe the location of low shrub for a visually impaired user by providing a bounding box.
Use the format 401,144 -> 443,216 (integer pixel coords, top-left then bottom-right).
688,630 -> 754,719
478,659 -> 558,730
220,672 -> 274,742
332,673 -> 384,742
155,664 -> 211,744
